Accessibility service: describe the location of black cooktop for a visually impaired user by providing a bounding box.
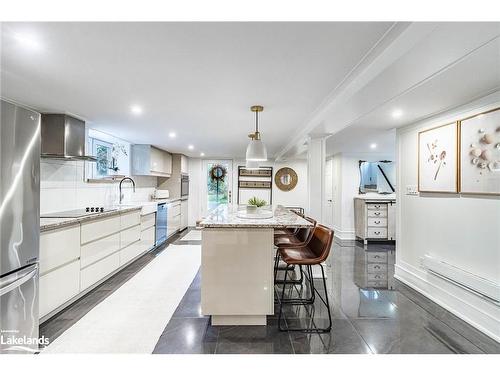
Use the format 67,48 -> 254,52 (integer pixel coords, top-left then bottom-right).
41,207 -> 117,218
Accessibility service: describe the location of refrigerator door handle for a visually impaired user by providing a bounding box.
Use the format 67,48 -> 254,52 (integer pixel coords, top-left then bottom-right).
0,264 -> 38,297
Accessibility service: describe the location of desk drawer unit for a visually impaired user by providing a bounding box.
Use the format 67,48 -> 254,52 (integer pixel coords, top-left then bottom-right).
367,227 -> 387,238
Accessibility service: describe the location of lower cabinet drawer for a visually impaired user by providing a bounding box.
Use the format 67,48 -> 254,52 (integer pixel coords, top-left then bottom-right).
80,233 -> 120,269
140,213 -> 156,231
141,226 -> 155,249
120,241 -> 143,266
367,272 -> 387,281
366,252 -> 388,263
367,263 -> 388,273
367,210 -> 387,218
81,215 -> 120,244
80,253 -> 120,291
367,217 -> 387,227
121,210 -> 141,230
367,227 -> 387,238
120,224 -> 141,249
367,280 -> 388,288
367,203 -> 387,211
39,260 -> 80,318
40,225 -> 80,275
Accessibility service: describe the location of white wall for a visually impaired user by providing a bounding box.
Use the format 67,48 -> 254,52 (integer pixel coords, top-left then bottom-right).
187,158 -> 202,227
395,91 -> 500,341
187,158 -> 308,225
329,151 -> 395,240
40,159 -> 157,214
230,159 -> 308,210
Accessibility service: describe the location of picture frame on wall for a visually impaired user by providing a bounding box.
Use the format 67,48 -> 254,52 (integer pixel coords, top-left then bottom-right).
459,107 -> 500,195
418,122 -> 458,193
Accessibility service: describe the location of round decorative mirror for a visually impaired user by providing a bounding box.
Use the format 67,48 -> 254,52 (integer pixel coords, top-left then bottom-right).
275,167 -> 298,191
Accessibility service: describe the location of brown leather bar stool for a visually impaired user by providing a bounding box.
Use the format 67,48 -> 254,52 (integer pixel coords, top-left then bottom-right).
274,217 -> 317,248
276,224 -> 334,333
273,217 -> 317,286
273,207 -> 305,238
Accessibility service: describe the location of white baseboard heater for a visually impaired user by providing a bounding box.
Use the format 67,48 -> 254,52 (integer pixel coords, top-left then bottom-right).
422,254 -> 500,304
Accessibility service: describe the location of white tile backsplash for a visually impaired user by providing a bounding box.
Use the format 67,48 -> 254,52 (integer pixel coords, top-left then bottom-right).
40,160 -> 158,214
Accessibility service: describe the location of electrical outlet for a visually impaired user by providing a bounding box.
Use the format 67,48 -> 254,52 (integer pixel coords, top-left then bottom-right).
406,185 -> 419,196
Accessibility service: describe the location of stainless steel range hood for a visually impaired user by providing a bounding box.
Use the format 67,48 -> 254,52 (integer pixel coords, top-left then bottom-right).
41,114 -> 96,161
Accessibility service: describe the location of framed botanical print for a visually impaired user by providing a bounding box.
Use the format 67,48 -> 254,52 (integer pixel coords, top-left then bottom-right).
418,122 -> 458,193
459,107 -> 500,195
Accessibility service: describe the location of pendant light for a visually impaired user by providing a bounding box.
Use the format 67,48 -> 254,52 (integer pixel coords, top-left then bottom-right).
245,105 -> 268,163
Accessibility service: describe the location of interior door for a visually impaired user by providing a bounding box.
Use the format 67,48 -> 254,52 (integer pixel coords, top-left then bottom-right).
324,158 -> 334,227
201,160 -> 233,216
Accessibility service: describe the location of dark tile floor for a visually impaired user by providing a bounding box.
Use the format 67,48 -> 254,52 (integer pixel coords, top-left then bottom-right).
153,236 -> 500,354
41,229 -> 500,354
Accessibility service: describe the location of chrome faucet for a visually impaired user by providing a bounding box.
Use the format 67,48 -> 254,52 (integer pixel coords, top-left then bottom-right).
119,177 -> 136,204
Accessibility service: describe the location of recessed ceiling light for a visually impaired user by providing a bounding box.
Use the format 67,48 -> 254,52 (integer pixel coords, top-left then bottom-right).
188,145 -> 194,150
131,105 -> 142,115
200,152 -> 205,157
169,131 -> 176,138
391,109 -> 403,118
370,143 -> 377,149
13,32 -> 42,51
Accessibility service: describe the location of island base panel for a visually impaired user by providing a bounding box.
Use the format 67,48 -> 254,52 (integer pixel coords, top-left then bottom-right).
211,315 -> 266,326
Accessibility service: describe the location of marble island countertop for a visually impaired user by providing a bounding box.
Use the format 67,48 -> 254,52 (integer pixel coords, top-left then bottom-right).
40,205 -> 142,232
199,205 -> 312,228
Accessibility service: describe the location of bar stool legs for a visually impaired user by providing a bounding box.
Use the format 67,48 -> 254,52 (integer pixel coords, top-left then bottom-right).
276,263 -> 332,333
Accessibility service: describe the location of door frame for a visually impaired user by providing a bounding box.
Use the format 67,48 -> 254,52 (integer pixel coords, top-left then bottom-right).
201,159 -> 233,217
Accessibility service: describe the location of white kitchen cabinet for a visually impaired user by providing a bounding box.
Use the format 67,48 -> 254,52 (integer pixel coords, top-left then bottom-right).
167,201 -> 181,237
141,225 -> 155,249
120,242 -> 143,266
180,154 -> 188,175
39,224 -> 81,319
164,152 -> 173,175
81,215 -> 120,245
120,224 -> 141,249
131,144 -> 172,177
80,233 -> 120,268
80,252 -> 120,291
40,224 -> 80,275
140,212 -> 156,231
39,260 -> 80,318
180,199 -> 188,230
121,210 -> 141,230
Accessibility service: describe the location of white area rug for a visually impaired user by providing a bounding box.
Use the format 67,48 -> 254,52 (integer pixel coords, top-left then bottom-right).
42,245 -> 201,354
179,229 -> 202,241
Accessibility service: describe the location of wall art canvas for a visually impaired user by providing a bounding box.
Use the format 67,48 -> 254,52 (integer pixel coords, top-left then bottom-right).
459,107 -> 500,195
418,122 -> 458,193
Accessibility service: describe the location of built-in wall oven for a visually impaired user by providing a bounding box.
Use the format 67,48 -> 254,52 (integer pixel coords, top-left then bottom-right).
181,175 -> 189,197
155,203 -> 167,246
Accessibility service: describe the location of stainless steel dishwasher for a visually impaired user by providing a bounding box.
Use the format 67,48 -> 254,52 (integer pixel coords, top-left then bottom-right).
155,203 -> 167,246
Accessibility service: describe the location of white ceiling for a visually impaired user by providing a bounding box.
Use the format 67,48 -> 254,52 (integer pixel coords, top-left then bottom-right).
289,23 -> 500,158
0,22 -> 394,158
2,22 -> 499,160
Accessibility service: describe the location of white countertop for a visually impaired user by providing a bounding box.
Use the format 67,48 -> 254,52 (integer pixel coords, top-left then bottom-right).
199,205 -> 313,229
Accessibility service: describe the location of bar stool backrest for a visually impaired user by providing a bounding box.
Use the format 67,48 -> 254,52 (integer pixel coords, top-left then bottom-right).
308,224 -> 334,263
295,216 -> 317,243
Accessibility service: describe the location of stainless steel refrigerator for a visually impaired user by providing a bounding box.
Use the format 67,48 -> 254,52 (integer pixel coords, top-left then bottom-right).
0,99 -> 40,354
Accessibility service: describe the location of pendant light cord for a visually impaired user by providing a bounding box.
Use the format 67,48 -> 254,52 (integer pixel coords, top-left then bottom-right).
255,110 -> 259,133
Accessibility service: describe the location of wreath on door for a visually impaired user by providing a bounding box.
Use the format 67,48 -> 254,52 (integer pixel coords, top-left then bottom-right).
210,164 -> 227,182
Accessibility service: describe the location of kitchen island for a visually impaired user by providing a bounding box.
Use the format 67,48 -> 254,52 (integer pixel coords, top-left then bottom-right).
199,205 -> 312,325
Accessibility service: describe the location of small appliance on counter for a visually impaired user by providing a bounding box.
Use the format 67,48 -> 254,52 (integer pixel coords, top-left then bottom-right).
153,189 -> 170,200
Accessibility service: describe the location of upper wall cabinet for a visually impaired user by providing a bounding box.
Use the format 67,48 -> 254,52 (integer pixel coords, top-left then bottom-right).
131,144 -> 172,177
180,154 -> 189,175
